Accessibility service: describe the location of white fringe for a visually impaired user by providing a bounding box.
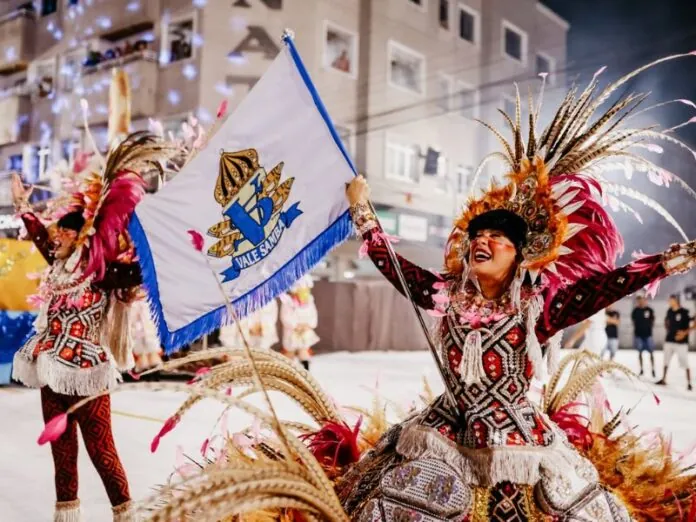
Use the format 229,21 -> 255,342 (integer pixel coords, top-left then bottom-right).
458,330 -> 485,386
113,501 -> 138,522
525,294 -> 546,381
12,352 -> 120,396
546,331 -> 563,375
54,501 -> 82,522
395,421 -> 575,487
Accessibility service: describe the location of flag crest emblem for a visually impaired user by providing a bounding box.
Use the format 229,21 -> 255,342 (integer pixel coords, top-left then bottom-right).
207,149 -> 303,281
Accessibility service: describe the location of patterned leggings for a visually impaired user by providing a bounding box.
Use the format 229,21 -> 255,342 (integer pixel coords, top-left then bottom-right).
40,386 -> 131,506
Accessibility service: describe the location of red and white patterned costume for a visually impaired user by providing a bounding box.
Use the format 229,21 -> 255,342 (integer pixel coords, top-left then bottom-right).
13,213 -> 142,394
338,55 -> 696,521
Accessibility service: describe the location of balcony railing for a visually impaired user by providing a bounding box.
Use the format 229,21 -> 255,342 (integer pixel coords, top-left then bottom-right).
77,50 -> 158,126
81,49 -> 157,76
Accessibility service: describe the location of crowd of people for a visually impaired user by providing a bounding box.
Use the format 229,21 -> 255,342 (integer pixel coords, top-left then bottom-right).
565,294 -> 694,391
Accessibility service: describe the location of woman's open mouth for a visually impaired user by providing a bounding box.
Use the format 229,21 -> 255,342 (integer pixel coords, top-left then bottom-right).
473,249 -> 492,263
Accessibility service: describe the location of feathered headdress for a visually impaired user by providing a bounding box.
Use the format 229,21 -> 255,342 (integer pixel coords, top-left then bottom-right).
63,131 -> 177,280
446,52 -> 696,294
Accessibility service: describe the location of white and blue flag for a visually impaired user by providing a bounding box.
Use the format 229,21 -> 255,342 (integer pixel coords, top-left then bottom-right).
129,33 -> 355,352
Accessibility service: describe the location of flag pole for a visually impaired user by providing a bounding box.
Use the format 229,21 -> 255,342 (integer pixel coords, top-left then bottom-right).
365,201 -> 457,407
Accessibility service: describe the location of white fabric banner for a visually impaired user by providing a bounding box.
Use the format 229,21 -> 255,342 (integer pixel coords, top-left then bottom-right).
129,35 -> 355,351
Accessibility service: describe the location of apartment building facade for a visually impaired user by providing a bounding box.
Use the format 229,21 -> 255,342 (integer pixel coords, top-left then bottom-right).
0,0 -> 567,275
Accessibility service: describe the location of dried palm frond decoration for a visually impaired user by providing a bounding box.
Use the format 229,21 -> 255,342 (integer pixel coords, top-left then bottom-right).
543,352 -> 696,521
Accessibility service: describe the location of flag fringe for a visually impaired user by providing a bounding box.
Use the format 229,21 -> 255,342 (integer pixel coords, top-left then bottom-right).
128,211 -> 352,354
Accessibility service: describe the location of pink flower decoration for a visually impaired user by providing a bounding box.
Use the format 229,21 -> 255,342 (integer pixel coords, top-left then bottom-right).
151,415 -> 180,453
431,293 -> 449,305
432,281 -> 447,290
216,100 -> 228,119
187,229 -> 204,252
358,240 -> 369,259
38,413 -> 68,445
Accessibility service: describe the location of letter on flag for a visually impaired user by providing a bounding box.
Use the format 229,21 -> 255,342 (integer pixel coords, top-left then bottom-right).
129,32 -> 356,352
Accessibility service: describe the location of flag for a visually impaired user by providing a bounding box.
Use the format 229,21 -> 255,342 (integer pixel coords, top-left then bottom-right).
129,32 -> 355,352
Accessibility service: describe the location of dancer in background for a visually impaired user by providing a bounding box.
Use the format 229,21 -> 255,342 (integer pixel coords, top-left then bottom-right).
280,276 -> 319,371
130,295 -> 163,374
9,134 -> 163,522
564,309 -> 607,355
602,303 -> 621,360
656,294 -> 694,390
247,299 -> 279,350
632,294 -> 656,377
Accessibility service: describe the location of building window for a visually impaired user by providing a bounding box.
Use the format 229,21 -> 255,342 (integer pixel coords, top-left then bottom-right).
536,52 -> 555,83
31,59 -> 56,98
408,0 -> 426,11
436,74 -> 453,111
162,14 -> 195,64
7,155 -> 23,172
502,20 -> 528,64
457,164 -> 473,193
61,139 -> 79,163
25,145 -> 52,185
456,81 -> 478,119
59,50 -> 84,92
323,22 -> 358,78
41,0 -> 58,15
334,124 -> 356,158
439,0 -> 449,29
388,41 -> 425,95
503,95 -> 516,117
385,140 -> 418,182
458,4 -> 478,44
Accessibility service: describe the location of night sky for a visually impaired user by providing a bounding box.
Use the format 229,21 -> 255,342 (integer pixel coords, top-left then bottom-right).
543,0 -> 696,262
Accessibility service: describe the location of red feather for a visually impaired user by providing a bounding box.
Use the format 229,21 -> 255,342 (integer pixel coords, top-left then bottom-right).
300,418 -> 362,468
549,402 -> 596,451
83,171 -> 145,280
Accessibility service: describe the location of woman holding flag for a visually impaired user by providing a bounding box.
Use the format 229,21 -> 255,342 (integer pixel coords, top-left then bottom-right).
338,68 -> 696,517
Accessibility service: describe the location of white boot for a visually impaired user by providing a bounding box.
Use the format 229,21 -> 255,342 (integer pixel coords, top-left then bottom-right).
54,500 -> 82,522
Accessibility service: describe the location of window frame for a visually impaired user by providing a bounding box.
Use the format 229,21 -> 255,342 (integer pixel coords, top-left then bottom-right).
29,58 -> 57,99
59,48 -> 86,92
535,51 -> 556,84
387,40 -> 427,97
438,0 -> 450,30
457,3 -> 480,46
322,20 -> 359,80
385,135 -> 419,183
501,19 -> 528,66
456,164 -> 473,194
455,80 -> 479,119
435,73 -> 454,112
334,123 -> 356,159
502,94 -> 517,118
160,10 -> 198,67
41,0 -> 59,16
